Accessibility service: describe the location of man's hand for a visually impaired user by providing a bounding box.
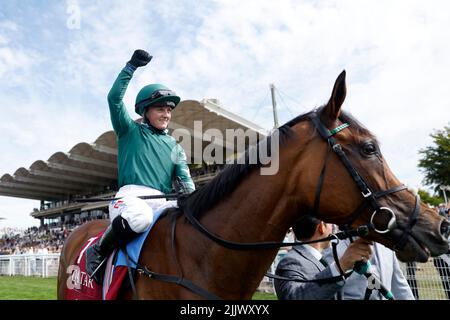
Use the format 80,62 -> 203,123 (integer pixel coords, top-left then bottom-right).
128,49 -> 153,68
339,238 -> 373,271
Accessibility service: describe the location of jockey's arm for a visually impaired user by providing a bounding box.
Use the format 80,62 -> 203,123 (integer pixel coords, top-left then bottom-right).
107,65 -> 137,137
108,50 -> 152,137
173,144 -> 195,193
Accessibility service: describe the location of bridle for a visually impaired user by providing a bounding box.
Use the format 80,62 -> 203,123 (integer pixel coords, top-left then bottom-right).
308,111 -> 421,249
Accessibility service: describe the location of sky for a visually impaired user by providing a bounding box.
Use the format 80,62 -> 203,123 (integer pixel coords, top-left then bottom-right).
0,0 -> 449,229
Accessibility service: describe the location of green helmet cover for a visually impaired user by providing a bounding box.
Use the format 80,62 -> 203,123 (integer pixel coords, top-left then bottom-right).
135,83 -> 181,116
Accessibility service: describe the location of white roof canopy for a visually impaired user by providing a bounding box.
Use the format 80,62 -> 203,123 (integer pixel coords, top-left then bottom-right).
0,99 -> 268,201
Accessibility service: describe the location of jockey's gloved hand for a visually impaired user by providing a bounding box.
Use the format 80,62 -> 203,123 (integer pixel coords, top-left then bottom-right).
127,49 -> 153,70
175,177 -> 191,196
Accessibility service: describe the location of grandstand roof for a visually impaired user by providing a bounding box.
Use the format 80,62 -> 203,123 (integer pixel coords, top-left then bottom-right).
0,99 -> 268,201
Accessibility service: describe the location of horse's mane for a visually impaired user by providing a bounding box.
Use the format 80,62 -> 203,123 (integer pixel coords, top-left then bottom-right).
179,106 -> 376,218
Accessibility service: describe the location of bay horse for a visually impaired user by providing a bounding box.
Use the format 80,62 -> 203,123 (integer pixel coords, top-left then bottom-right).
58,71 -> 450,299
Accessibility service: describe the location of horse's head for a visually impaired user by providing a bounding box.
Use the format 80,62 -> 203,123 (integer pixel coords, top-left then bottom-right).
288,70 -> 449,262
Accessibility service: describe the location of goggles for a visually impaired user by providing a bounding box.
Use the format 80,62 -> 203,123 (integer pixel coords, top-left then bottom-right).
136,89 -> 178,113
149,89 -> 176,100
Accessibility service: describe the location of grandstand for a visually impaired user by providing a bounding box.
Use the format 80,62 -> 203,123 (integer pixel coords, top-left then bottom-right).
0,98 -> 267,228
0,98 -> 267,267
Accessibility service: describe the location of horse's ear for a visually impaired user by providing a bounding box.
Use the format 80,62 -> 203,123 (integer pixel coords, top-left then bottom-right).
324,70 -> 347,121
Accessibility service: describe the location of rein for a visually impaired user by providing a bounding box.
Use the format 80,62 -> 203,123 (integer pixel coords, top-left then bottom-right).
182,199 -> 369,250
124,210 -> 367,300
73,193 -> 179,202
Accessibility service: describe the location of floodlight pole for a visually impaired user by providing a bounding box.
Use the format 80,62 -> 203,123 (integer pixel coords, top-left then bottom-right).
440,185 -> 449,205
270,83 -> 279,129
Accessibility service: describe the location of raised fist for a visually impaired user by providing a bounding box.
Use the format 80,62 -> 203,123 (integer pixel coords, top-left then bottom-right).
128,49 -> 153,68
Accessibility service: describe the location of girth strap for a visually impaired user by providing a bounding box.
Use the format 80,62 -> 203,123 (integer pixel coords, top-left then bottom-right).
124,250 -> 222,300
137,266 -> 222,300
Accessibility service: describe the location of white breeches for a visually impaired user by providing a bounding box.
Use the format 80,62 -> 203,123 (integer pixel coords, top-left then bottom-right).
108,184 -> 177,233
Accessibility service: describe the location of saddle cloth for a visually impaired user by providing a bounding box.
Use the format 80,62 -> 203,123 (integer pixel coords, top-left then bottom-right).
64,206 -> 168,300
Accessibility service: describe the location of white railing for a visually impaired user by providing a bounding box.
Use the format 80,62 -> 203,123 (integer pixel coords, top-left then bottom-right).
0,254 -> 60,277
401,257 -> 450,300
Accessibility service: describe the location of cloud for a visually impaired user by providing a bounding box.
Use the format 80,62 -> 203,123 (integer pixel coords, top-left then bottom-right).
0,20 -> 42,84
0,197 -> 40,230
1,1 -> 450,228
0,93 -> 111,175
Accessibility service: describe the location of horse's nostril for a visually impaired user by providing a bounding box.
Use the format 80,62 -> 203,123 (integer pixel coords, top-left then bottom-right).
440,220 -> 450,239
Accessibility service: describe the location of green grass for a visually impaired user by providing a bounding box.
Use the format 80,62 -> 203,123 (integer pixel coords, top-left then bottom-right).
252,291 -> 278,300
0,276 -> 57,300
3,273 -> 446,300
0,276 -> 277,300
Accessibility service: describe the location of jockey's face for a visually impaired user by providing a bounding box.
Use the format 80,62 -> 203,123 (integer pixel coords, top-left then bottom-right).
146,105 -> 172,130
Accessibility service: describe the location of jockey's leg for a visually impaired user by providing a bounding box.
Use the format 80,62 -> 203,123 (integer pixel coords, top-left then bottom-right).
85,218 -> 124,283
86,196 -> 153,284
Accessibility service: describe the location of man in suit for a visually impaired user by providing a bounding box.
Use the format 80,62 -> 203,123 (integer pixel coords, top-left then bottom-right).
274,215 -> 372,300
323,239 -> 415,300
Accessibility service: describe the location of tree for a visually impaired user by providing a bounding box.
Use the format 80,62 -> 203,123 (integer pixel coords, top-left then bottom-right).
418,189 -> 443,207
418,125 -> 450,192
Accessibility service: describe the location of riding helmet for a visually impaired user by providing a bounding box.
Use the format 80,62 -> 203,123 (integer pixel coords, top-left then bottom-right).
134,83 -> 181,116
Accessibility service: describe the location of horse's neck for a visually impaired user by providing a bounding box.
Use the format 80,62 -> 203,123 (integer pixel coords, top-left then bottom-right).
188,129 -> 313,298
199,168 -> 299,298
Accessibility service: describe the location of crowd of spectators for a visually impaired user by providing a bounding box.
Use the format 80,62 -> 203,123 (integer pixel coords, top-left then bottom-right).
0,225 -> 72,255
437,203 -> 450,218
190,163 -> 224,178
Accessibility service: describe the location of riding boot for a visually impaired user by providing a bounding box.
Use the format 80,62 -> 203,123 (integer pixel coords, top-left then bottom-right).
86,215 -> 139,284
85,224 -> 120,284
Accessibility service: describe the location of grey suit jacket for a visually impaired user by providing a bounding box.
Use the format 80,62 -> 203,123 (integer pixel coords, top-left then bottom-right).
323,240 -> 415,300
274,245 -> 344,300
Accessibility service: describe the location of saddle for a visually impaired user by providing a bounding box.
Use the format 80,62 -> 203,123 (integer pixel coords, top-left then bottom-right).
64,231 -> 126,300
64,223 -> 157,300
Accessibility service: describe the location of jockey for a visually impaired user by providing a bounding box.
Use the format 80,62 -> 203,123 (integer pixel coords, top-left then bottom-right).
86,49 -> 195,283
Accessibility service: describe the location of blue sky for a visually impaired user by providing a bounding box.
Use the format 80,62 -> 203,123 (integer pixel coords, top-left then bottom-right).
1,0 -> 450,228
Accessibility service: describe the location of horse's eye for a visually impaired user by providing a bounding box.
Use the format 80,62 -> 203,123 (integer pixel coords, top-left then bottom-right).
361,142 -> 377,155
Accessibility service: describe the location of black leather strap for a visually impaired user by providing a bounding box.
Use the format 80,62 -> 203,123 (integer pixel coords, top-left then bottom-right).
265,270 -> 351,285
138,265 -> 222,300
332,241 -> 346,277
394,194 -> 421,250
125,251 -> 222,300
341,185 -> 408,227
329,142 -> 379,211
308,112 -> 413,235
123,247 -> 139,300
312,145 -> 332,215
171,211 -> 184,281
183,205 -> 365,250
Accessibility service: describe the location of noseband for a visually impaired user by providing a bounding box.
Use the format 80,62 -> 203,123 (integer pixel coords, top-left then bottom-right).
308,112 -> 420,249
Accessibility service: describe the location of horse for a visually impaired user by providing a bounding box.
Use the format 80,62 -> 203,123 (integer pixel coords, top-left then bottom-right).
57,70 -> 450,299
